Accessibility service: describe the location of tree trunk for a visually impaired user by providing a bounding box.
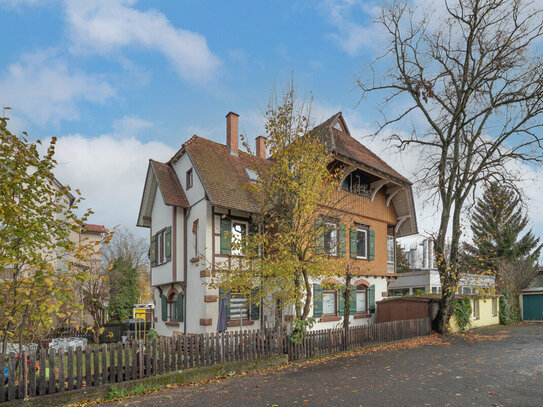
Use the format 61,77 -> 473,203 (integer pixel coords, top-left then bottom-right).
343,272 -> 352,330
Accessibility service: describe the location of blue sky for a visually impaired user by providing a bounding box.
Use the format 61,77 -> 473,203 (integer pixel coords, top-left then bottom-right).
1,0 -> 542,246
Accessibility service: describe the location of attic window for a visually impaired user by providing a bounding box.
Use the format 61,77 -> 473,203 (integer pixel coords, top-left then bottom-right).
341,169 -> 371,197
186,169 -> 193,189
333,121 -> 343,131
245,168 -> 259,182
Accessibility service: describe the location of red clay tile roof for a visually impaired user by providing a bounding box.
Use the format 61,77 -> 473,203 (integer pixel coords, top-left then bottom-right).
180,112 -> 411,213
150,160 -> 189,207
311,113 -> 411,183
183,136 -> 268,213
83,224 -> 106,233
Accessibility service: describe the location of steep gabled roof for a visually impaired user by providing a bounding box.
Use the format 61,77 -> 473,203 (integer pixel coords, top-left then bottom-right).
311,112 -> 410,183
150,160 -> 189,208
136,160 -> 189,227
183,136 -> 268,213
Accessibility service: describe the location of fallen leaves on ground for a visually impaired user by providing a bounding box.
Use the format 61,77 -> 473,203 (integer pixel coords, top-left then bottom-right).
455,332 -> 510,343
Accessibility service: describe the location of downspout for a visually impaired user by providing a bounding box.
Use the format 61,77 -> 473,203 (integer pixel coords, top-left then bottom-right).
184,206 -> 190,334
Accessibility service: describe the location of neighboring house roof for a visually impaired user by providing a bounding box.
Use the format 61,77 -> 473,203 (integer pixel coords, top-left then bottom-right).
150,160 -> 189,207
83,224 -> 106,234
183,135 -> 267,213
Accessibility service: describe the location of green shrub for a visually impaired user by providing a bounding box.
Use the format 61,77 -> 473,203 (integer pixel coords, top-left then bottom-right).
452,298 -> 472,331
146,328 -> 158,341
499,293 -> 521,325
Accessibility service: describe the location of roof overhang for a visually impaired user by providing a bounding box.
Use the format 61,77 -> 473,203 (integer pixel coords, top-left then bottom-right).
334,153 -> 418,237
136,162 -> 158,228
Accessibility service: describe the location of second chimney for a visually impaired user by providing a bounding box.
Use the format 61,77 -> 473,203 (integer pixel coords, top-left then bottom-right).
226,112 -> 239,155
256,136 -> 267,159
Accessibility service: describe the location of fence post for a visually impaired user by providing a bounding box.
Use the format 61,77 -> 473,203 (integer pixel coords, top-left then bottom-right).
58,348 -> 65,393
67,348 -> 73,391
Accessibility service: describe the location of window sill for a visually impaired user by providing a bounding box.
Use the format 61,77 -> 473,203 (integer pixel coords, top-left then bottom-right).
319,315 -> 342,322
227,319 -> 255,327
354,313 -> 372,319
165,321 -> 179,327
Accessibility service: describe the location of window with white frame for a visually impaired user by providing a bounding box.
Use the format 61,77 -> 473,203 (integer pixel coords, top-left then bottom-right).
168,293 -> 178,322
492,298 -> 498,316
323,222 -> 339,256
356,286 -> 367,313
355,228 -> 367,259
473,299 -> 479,320
322,290 -> 337,315
387,235 -> 394,263
231,221 -> 248,256
157,229 -> 167,265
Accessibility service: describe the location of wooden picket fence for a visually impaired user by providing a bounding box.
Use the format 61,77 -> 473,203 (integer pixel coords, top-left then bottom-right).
0,329 -> 279,402
286,318 -> 431,361
0,318 -> 431,403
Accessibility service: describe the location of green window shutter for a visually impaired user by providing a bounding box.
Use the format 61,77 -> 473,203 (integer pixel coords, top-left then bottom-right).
161,294 -> 167,321
250,288 -> 260,320
338,287 -> 345,316
177,292 -> 184,322
350,285 -> 357,315
313,283 -> 323,318
369,285 -> 376,313
165,226 -> 172,262
219,287 -> 231,322
369,230 -> 375,260
350,228 -> 357,258
315,218 -> 324,254
150,235 -> 157,267
220,218 -> 232,255
339,224 -> 347,257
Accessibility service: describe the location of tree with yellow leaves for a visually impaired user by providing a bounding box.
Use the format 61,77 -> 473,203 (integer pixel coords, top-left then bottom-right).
0,118 -> 98,358
210,85 -> 346,337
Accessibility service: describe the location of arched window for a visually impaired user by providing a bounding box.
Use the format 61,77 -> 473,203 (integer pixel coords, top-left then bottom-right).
356,285 -> 368,313
168,293 -> 178,322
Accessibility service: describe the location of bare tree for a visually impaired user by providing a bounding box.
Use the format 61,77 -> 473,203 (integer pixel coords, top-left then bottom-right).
75,260 -> 109,343
358,0 -> 543,332
497,258 -> 538,308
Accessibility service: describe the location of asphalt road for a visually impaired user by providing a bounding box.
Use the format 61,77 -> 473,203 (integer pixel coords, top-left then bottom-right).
99,324 -> 543,407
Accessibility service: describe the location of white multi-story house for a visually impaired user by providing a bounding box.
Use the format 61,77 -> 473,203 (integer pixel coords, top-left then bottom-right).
137,111 -> 418,336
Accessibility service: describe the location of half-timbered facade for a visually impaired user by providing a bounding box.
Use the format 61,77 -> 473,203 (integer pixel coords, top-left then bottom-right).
137,111 -> 417,336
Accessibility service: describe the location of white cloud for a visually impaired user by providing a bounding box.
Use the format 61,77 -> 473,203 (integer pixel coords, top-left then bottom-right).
112,115 -> 153,137
0,51 -> 114,126
64,0 -> 221,83
49,121 -> 176,237
320,0 -> 385,56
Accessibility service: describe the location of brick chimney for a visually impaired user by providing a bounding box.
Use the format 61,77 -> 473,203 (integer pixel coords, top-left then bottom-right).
255,136 -> 267,159
226,112 -> 239,155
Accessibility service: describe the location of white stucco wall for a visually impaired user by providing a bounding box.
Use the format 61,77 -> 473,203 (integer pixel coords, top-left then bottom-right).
150,187 -> 173,287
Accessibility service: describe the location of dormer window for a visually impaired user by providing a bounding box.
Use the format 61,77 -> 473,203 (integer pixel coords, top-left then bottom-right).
245,168 -> 259,182
186,168 -> 193,189
341,169 -> 371,197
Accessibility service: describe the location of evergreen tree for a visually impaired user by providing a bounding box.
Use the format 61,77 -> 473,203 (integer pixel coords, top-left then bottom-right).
464,182 -> 541,276
395,242 -> 411,273
108,257 -> 139,322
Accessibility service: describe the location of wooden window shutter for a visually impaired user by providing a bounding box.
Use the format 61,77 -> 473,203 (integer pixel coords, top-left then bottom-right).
165,226 -> 172,262
161,294 -> 167,321
369,285 -> 376,313
250,288 -> 260,320
313,283 -> 323,318
349,285 -> 357,315
176,292 -> 184,322
220,218 -> 232,255
219,287 -> 231,322
338,224 -> 347,257
338,287 -> 345,316
369,230 -> 375,260
150,235 -> 157,267
349,228 -> 357,258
